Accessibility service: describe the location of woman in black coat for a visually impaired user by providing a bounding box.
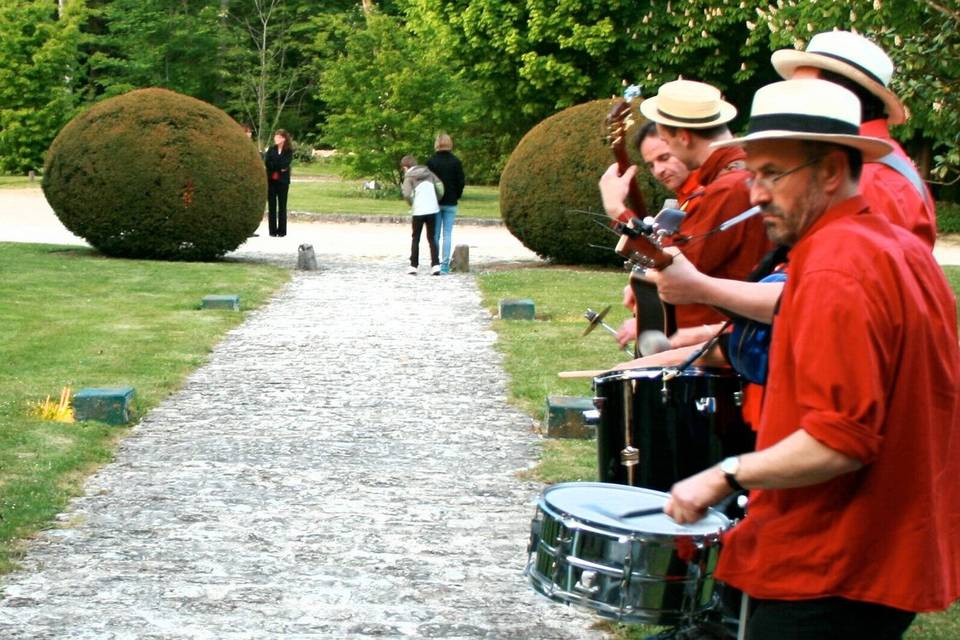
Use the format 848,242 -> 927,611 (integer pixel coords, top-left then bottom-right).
264,129 -> 294,237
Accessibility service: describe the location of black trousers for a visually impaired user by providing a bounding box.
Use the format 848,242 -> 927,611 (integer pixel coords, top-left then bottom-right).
268,181 -> 289,236
747,597 -> 916,640
410,214 -> 439,268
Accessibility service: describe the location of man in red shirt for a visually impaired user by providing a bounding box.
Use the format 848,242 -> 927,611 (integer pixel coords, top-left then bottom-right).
665,78 -> 960,639
599,79 -> 771,337
615,121 -> 703,349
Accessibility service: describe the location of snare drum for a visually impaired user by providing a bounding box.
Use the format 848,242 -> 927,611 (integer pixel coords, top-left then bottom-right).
526,482 -> 728,625
593,367 -> 755,491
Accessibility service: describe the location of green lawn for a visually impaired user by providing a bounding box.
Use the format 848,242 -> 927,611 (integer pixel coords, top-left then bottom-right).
476,264 -> 960,640
0,243 -> 289,572
0,176 -> 36,188
287,178 -> 501,219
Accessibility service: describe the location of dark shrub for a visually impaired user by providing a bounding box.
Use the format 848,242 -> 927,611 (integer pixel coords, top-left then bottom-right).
499,99 -> 666,266
43,88 -> 265,260
937,200 -> 960,234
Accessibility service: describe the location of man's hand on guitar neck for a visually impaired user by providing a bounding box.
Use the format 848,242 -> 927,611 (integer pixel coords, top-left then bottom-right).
598,162 -> 638,222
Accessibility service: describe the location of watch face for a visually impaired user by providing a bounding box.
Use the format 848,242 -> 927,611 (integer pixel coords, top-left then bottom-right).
721,457 -> 739,475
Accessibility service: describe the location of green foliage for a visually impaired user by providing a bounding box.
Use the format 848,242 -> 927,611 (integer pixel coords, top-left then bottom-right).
499,99 -> 666,265
43,88 -> 265,261
0,0 -> 86,174
937,201 -> 960,234
751,0 -> 960,187
319,12 -> 475,186
87,0 -> 226,103
404,0 -> 777,177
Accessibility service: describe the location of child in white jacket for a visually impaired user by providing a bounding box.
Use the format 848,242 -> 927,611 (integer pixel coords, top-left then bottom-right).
400,155 -> 444,275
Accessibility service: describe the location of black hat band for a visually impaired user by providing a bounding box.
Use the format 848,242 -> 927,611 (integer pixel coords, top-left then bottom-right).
748,113 -> 859,136
657,107 -> 723,124
808,50 -> 887,88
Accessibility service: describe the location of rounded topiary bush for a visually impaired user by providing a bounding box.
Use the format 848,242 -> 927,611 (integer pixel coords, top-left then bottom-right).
500,99 -> 666,265
43,88 -> 265,260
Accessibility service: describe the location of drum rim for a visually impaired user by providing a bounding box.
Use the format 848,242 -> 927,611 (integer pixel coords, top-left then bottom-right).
592,365 -> 738,383
539,481 -> 730,536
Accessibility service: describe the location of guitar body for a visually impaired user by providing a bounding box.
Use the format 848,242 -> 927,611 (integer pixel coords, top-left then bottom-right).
630,274 -> 677,357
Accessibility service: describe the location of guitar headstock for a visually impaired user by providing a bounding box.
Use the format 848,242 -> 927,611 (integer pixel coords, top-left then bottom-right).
615,220 -> 673,270
605,99 -> 634,153
603,91 -> 648,217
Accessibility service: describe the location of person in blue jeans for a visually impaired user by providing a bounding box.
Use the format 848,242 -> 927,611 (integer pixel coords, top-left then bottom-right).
427,133 -> 465,273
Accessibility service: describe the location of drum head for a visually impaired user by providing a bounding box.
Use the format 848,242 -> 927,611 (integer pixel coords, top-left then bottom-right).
541,482 -> 728,536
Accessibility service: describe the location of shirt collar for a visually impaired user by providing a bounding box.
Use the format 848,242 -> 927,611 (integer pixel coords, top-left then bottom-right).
793,195 -> 871,252
859,118 -> 892,141
699,145 -> 747,185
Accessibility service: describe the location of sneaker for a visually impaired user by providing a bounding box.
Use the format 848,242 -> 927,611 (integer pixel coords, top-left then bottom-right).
407,266 -> 417,275
441,265 -> 450,274
430,264 -> 441,275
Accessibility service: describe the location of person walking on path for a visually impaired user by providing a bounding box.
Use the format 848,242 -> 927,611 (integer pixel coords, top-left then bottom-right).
400,154 -> 443,275
427,133 -> 465,274
265,129 -> 294,237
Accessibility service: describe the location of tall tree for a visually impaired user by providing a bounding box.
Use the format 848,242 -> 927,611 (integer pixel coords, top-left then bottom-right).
86,0 -> 226,103
320,11 -> 473,185
0,0 -> 86,173
221,0 -> 345,148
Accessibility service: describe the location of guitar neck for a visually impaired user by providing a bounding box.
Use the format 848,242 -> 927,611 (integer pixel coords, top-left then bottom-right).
612,145 -> 648,218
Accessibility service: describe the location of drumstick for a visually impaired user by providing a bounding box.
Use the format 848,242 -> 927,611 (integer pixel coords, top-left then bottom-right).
591,505 -> 663,520
557,369 -> 609,379
618,507 -> 663,519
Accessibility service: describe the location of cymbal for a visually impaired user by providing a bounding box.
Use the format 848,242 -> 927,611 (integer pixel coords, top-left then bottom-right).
581,305 -> 611,336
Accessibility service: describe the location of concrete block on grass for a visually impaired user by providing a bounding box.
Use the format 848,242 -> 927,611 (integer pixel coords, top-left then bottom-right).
545,395 -> 597,439
499,298 -> 535,320
74,387 -> 136,425
202,295 -> 240,311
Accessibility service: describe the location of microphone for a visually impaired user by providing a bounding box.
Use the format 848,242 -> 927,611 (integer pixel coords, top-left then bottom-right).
639,330 -> 672,356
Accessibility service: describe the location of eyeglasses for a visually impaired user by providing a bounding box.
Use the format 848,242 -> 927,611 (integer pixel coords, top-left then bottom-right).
745,156 -> 823,191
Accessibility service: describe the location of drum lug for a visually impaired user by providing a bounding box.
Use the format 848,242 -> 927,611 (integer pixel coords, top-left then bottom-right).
592,396 -> 605,412
733,390 -> 744,407
574,570 -> 599,595
660,378 -> 670,404
620,446 -> 639,468
695,397 -> 717,414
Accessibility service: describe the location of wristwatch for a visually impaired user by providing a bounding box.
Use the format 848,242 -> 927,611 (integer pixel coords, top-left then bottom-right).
720,456 -> 746,492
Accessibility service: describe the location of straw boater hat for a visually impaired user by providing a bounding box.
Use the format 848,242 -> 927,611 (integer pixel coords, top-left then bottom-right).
711,79 -> 893,161
639,79 -> 737,129
770,30 -> 906,125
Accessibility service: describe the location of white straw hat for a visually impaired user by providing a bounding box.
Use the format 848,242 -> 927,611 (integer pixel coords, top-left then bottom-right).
639,79 -> 737,129
711,79 -> 893,161
771,30 -> 906,125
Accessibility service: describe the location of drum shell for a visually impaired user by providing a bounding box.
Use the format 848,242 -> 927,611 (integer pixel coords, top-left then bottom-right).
526,483 -> 727,625
593,367 -> 755,491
